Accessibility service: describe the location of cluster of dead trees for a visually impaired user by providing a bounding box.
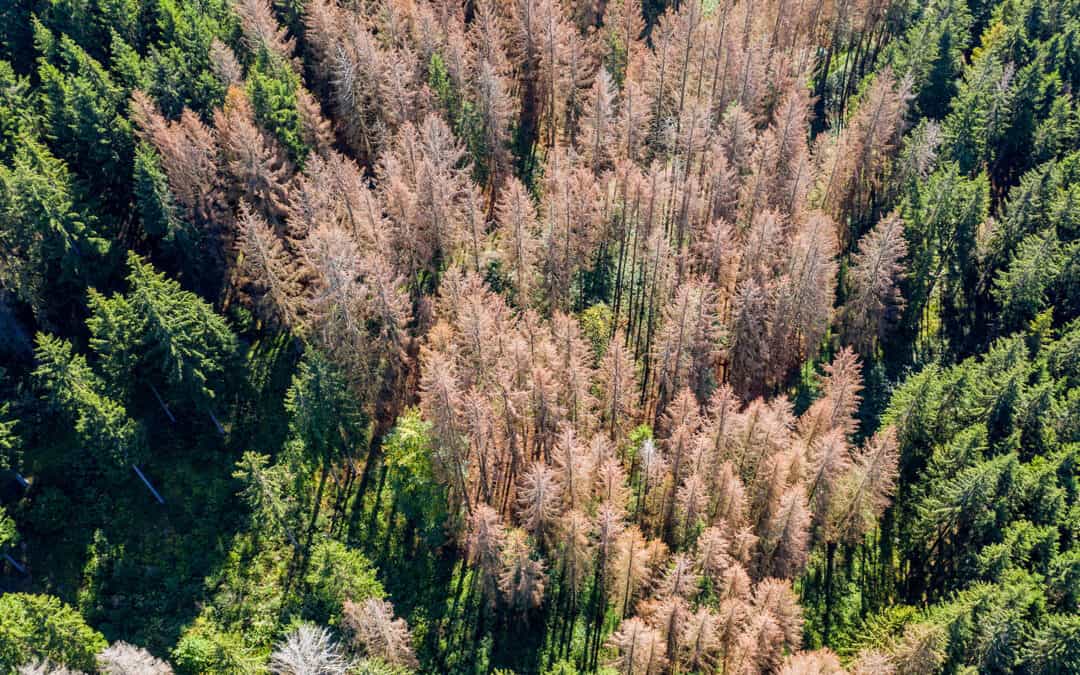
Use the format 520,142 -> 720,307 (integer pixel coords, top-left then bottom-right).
126,0 -> 920,671
266,603 -> 419,675
130,0 -> 911,412
420,269 -> 903,671
19,642 -> 174,675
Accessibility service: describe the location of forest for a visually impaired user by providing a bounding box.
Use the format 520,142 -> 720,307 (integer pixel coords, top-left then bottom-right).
0,0 -> 1078,672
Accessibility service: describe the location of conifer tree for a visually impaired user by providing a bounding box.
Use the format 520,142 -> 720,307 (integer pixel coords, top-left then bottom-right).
842,213 -> 908,355
597,330 -> 639,442
123,252 -> 238,413
467,503 -> 507,608
516,460 -> 562,547
235,202 -> 302,329
214,87 -> 293,221
343,599 -> 418,668
494,178 -> 540,306
268,624 -> 351,675
33,333 -> 143,469
0,138 -> 103,326
499,528 -> 547,615
97,642 -> 174,674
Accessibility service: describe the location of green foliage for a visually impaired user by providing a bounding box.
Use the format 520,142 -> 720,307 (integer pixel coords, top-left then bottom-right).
975,519 -> 1058,579
132,140 -> 181,241
247,52 -> 308,166
836,603 -> 920,657
545,660 -> 581,674
993,228 -> 1066,329
981,151 -> 1080,335
626,424 -> 653,458
1032,94 -> 1080,164
428,51 -> 489,183
303,539 -> 384,625
33,332 -> 144,468
868,319 -> 1080,669
925,570 -> 1046,672
880,0 -> 973,120
381,409 -> 448,547
0,399 -> 20,469
0,135 -> 104,324
176,380 -> 382,667
940,0 -> 1080,188
171,616 -> 261,675
579,302 -> 614,362
36,24 -> 134,208
0,60 -> 35,161
942,52 -> 1004,176
1047,547 -> 1080,611
107,31 -> 146,91
37,0 -> 141,62
2,0 -> 1080,671
176,512 -> 384,667
143,0 -> 237,117
0,593 -> 107,672
428,52 -> 460,132
233,450 -> 297,542
0,505 -> 16,550
896,161 -> 990,360
86,287 -> 140,400
1021,613 -> 1080,674
913,452 -> 1017,560
353,658 -> 416,675
284,350 -> 365,465
121,251 -> 238,409
131,139 -> 207,286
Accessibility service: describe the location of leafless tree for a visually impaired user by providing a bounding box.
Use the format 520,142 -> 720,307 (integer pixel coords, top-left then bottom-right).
234,0 -> 295,63
96,642 -> 173,675
268,624 -> 352,675
499,528 -> 547,614
130,91 -> 224,227
842,212 -> 909,355
234,202 -> 302,329
516,460 -> 563,546
607,616 -> 667,675
779,648 -> 846,674
467,503 -> 508,606
17,662 -> 84,675
342,599 -> 418,668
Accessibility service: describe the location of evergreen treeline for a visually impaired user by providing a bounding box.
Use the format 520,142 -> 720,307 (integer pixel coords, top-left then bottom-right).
0,0 -> 1077,673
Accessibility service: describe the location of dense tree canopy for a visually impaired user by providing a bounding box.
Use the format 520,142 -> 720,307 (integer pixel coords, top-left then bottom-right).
1,0 -> 1079,673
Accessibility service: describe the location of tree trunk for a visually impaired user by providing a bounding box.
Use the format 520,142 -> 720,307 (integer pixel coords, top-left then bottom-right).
299,461 -> 329,571
823,540 -> 837,646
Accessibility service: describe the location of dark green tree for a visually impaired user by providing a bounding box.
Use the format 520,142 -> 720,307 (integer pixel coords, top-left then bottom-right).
35,22 -> 134,212
33,332 -> 144,469
0,137 -> 105,327
122,251 -> 238,415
